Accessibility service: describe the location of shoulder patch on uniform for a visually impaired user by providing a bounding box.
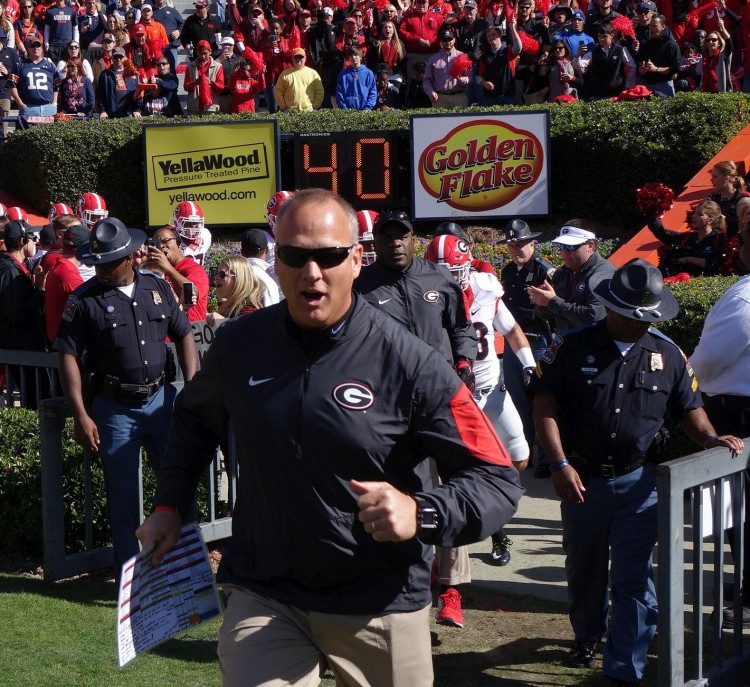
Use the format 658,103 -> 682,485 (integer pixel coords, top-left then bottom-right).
62,295 -> 78,322
540,334 -> 564,364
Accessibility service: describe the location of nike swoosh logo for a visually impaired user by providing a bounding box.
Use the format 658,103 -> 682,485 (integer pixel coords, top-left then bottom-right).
378,298 -> 392,305
248,377 -> 274,387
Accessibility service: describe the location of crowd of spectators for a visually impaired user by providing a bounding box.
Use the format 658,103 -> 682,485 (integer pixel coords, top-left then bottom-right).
0,0 -> 748,125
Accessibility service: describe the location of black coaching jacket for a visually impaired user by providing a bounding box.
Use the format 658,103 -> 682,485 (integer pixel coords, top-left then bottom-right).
155,294 -> 523,614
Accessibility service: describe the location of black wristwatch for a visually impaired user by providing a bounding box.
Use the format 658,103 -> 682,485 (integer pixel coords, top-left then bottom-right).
414,498 -> 438,537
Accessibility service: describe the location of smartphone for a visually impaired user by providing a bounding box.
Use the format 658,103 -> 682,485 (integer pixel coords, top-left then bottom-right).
182,281 -> 194,306
146,236 -> 161,249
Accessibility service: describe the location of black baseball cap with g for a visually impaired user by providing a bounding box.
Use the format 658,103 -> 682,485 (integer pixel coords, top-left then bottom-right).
77,217 -> 146,265
373,210 -> 414,234
3,220 -> 32,242
439,28 -> 455,41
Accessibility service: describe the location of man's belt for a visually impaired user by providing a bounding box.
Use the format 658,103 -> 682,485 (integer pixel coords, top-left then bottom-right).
524,332 -> 549,340
438,89 -> 463,95
570,455 -> 650,479
98,374 -> 165,405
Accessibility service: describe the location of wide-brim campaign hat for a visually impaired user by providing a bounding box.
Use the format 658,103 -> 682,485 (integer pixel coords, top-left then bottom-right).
591,258 -> 679,322
498,219 -> 542,244
77,217 -> 146,266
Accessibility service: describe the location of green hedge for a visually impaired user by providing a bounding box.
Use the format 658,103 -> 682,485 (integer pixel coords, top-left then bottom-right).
2,93 -> 749,228
0,409 -> 109,558
0,408 -> 212,560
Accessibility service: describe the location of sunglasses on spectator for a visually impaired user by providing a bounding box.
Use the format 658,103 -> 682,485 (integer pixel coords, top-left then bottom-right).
555,243 -> 587,252
554,45 -> 565,50
113,54 -> 124,59
157,61 -> 169,65
277,245 -> 354,268
706,37 -> 719,42
215,270 -> 235,280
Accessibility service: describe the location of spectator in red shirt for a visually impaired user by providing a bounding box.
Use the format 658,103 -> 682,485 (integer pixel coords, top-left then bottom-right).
44,223 -> 88,344
228,57 -> 264,112
400,0 -> 442,73
145,225 -> 209,322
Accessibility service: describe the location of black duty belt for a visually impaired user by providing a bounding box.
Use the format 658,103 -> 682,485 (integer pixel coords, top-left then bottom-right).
98,374 -> 165,405
438,89 -> 463,95
570,455 -> 651,480
524,332 -> 549,340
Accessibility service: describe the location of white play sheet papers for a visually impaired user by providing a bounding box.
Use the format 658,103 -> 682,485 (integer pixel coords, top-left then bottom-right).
117,524 -> 222,667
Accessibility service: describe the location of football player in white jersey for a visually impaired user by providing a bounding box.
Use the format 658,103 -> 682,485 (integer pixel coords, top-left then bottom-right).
426,233 -> 534,564
171,201 -> 212,266
264,190 -> 295,283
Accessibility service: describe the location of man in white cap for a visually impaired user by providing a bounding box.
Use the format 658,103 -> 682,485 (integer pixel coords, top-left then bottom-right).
529,219 -> 614,335
217,34 -> 239,112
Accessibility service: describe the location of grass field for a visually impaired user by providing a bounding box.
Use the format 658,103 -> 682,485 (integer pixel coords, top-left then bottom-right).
1,570 -> 645,687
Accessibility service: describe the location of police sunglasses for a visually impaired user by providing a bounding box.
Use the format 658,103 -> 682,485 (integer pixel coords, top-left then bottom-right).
277,245 -> 354,268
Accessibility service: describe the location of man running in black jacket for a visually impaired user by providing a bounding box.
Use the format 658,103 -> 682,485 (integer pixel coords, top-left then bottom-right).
137,189 -> 522,687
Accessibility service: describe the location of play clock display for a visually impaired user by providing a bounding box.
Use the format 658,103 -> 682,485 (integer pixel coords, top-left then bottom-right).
294,131 -> 400,209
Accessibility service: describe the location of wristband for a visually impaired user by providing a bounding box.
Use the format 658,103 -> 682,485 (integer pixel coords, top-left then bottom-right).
516,346 -> 535,370
703,434 -> 718,449
549,459 -> 569,473
154,504 -> 180,515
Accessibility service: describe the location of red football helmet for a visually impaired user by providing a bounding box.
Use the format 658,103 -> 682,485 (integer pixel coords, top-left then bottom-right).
424,234 -> 472,290
172,201 -> 205,242
356,210 -> 379,266
265,190 -> 294,234
49,202 -> 74,222
76,193 -> 108,229
5,207 -> 28,222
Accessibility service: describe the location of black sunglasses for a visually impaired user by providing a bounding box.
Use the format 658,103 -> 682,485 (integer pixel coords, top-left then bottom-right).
277,245 -> 354,268
556,242 -> 586,252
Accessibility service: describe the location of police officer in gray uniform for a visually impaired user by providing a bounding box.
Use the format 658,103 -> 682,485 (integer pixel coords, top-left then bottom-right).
54,218 -> 198,578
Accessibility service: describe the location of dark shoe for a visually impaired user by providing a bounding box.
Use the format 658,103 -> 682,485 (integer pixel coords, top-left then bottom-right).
533,463 -> 551,478
491,536 -> 512,565
568,640 -> 598,668
608,680 -> 642,687
722,604 -> 750,629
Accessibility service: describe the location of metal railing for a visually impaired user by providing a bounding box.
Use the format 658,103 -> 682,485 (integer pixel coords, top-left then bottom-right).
656,444 -> 750,687
0,349 -> 61,408
38,395 -> 236,582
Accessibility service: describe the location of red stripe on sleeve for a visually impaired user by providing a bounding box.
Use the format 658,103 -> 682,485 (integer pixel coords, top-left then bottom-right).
449,386 -> 513,467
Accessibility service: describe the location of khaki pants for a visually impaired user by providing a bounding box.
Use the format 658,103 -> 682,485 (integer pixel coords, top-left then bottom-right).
432,92 -> 468,109
428,459 -> 471,585
218,585 -> 434,687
